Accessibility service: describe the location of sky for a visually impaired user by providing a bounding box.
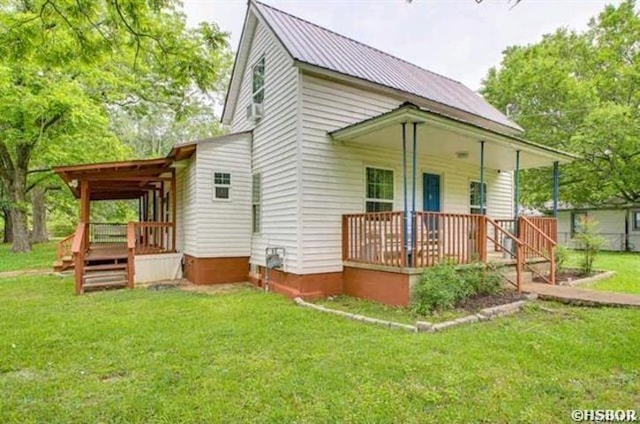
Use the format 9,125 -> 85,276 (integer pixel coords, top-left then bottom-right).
183,0 -> 619,91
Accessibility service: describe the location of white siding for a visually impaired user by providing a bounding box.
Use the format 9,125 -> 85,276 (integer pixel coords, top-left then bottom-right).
180,156 -> 198,256
229,20 -> 300,271
558,209 -> 630,251
299,74 -> 514,274
194,134 -> 252,257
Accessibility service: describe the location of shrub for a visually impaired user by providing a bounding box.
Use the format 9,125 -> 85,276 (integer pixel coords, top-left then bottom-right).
412,261 -> 503,314
573,216 -> 606,276
554,245 -> 569,274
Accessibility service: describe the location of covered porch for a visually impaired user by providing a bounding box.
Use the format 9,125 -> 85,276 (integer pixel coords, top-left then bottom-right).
54,158 -> 180,294
331,103 -> 576,293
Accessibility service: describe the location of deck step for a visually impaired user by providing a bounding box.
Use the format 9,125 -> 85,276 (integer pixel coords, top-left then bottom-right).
502,270 -> 533,284
83,280 -> 128,290
83,271 -> 127,283
84,263 -> 127,272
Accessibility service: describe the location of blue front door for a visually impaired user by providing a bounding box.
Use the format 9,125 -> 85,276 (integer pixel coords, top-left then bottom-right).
423,173 -> 441,212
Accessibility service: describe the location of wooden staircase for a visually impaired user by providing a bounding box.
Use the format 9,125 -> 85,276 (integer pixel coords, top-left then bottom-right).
81,257 -> 130,292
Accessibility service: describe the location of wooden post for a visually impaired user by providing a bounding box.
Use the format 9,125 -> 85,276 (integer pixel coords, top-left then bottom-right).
515,241 -> 523,293
342,215 -> 348,261
478,216 -> 487,262
171,169 -> 177,252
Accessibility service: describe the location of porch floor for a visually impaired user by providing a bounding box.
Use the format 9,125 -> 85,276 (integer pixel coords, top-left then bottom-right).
522,283 -> 640,308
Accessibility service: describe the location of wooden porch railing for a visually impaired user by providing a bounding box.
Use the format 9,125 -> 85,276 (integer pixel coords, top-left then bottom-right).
486,217 -> 524,292
71,222 -> 88,295
134,221 -> 175,254
519,216 -> 556,285
413,212 -> 486,267
89,223 -> 128,244
127,223 -> 135,289
342,212 -> 406,267
493,219 -> 516,252
56,232 -> 75,262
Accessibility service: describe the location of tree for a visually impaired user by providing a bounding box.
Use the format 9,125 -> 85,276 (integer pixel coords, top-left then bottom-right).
481,0 -> 640,208
0,0 -> 230,252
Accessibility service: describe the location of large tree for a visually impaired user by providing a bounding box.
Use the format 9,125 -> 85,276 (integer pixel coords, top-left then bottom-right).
0,0 -> 230,252
481,0 -> 640,208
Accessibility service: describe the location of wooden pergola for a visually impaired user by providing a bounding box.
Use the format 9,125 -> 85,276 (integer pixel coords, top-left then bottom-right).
53,158 -> 179,293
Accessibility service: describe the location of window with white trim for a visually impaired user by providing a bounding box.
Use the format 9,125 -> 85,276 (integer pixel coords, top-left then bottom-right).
633,211 -> 640,231
365,167 -> 394,212
252,173 -> 261,233
213,172 -> 231,200
571,211 -> 587,236
252,57 -> 265,104
469,181 -> 486,215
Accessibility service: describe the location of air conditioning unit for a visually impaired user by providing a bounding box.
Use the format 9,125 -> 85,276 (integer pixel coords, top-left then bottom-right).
246,103 -> 264,122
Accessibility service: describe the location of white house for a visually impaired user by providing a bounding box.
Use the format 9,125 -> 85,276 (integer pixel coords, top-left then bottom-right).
55,1 -> 575,305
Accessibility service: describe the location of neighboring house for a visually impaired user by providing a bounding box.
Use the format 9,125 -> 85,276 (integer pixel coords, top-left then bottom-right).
54,1 -> 575,305
557,206 -> 640,252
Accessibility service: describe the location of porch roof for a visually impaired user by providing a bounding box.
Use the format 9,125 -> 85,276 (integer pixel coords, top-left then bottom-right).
329,103 -> 578,171
53,158 -> 174,201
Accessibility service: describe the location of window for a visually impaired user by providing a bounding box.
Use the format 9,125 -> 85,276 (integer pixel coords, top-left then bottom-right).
633,211 -> 640,231
469,181 -> 487,215
252,57 -> 265,104
252,173 -> 261,233
365,167 -> 394,212
571,211 -> 587,236
213,172 -> 231,200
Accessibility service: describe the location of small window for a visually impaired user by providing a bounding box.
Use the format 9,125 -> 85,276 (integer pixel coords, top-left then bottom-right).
252,57 -> 265,104
632,211 -> 640,231
571,211 -> 587,236
365,167 -> 394,212
252,173 -> 261,233
470,181 -> 487,215
213,172 -> 231,200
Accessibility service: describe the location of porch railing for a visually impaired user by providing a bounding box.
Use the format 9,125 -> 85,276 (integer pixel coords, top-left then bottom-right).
56,232 -> 75,262
493,219 -> 516,252
519,216 -> 556,285
71,222 -> 88,295
134,221 -> 175,254
342,212 -> 406,267
89,223 -> 128,244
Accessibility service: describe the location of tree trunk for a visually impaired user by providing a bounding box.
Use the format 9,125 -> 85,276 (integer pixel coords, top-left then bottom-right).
9,168 -> 31,252
30,186 -> 48,243
2,207 -> 12,243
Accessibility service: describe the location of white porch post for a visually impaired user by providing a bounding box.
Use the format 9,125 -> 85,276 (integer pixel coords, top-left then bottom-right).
402,122 -> 409,265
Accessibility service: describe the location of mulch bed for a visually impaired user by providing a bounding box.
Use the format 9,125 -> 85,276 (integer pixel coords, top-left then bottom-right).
457,290 -> 528,312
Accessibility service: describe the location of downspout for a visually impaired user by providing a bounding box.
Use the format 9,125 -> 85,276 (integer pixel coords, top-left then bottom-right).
402,123 -> 409,266
411,122 -> 418,267
552,161 -> 559,218
480,141 -> 486,215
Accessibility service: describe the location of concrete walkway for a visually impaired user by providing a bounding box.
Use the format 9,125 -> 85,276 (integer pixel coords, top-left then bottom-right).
522,283 -> 640,308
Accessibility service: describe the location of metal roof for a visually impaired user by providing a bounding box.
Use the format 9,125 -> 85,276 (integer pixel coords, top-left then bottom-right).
254,1 -> 521,132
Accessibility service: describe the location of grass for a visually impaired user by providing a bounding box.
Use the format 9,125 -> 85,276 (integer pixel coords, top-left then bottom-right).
0,241 -> 58,272
1,277 -> 640,422
315,295 -> 468,324
565,250 -> 640,294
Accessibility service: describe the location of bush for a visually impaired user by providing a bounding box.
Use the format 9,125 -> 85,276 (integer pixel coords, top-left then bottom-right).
554,244 -> 569,274
573,216 -> 606,276
412,261 -> 503,314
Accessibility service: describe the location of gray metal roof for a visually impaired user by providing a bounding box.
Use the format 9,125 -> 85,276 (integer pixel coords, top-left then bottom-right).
254,1 -> 521,132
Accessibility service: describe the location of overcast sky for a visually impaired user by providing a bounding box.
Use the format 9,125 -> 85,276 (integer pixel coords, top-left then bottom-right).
183,0 -> 619,91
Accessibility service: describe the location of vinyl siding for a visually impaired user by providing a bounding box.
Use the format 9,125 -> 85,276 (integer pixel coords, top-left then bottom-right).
557,209 -> 635,251
194,134 -> 252,257
300,74 -> 514,274
178,156 -> 198,256
230,20 -> 299,271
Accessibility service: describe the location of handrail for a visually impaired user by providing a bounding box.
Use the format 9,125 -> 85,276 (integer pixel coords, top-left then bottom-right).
486,217 -> 524,292
71,222 -> 87,295
57,233 -> 75,261
519,216 -> 556,285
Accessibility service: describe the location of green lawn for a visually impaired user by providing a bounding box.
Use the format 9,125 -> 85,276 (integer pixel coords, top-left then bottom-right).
566,250 -> 640,294
0,241 -> 58,272
1,275 -> 640,423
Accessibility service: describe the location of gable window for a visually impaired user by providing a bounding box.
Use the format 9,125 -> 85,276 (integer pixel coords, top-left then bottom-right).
571,211 -> 587,236
366,167 -> 394,212
252,173 -> 262,233
469,181 -> 486,215
213,172 -> 231,200
632,211 -> 640,231
252,57 -> 265,104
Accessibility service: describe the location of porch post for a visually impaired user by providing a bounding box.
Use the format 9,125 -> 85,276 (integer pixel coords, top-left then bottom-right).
79,180 -> 90,247
552,161 -> 559,218
514,150 -> 520,220
402,122 -> 409,266
411,122 -> 418,267
480,140 -> 486,215
171,169 -> 177,252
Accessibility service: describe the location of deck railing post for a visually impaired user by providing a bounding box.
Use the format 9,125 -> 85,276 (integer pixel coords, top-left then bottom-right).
342,215 -> 348,261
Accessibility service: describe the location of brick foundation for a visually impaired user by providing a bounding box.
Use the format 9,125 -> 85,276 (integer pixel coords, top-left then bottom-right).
183,255 -> 249,285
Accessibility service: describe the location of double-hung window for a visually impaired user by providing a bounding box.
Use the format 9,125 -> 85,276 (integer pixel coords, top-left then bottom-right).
252,173 -> 262,233
213,172 -> 231,200
252,57 -> 265,104
469,181 -> 487,215
571,211 -> 587,236
365,167 -> 394,212
633,211 -> 640,231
